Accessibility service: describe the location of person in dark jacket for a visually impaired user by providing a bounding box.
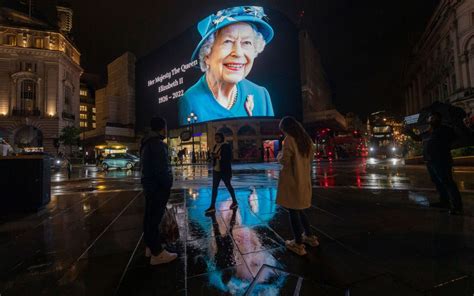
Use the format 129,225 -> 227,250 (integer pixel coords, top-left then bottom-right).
405,112 -> 463,215
205,132 -> 238,215
140,116 -> 177,265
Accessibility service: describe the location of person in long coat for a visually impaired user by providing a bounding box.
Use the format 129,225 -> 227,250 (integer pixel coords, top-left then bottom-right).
276,116 -> 319,256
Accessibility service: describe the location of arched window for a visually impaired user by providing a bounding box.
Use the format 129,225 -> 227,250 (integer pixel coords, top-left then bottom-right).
64,85 -> 72,113
14,125 -> 43,148
20,80 -> 36,112
217,126 -> 233,137
237,125 -> 257,136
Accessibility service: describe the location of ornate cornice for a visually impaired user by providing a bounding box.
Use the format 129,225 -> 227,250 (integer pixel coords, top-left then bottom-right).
0,46 -> 62,58
0,46 -> 82,72
11,71 -> 40,83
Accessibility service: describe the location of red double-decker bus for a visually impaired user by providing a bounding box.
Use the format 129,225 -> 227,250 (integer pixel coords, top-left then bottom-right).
315,129 -> 367,160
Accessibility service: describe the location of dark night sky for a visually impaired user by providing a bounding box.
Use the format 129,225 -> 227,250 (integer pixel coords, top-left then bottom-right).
70,0 -> 439,119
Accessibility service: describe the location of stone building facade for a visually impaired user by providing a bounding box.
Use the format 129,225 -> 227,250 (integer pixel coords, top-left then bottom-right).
79,73 -> 100,132
83,52 -> 137,156
0,2 -> 82,153
299,30 -> 346,131
404,0 -> 474,121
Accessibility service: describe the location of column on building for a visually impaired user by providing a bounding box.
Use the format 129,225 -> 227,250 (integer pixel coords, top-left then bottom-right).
416,74 -> 424,109
460,50 -> 471,89
408,84 -> 415,113
452,20 -> 464,90
467,43 -> 474,89
231,125 -> 238,160
403,91 -> 411,115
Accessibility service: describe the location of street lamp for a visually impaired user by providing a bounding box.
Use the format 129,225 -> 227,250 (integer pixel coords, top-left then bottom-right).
187,112 -> 198,164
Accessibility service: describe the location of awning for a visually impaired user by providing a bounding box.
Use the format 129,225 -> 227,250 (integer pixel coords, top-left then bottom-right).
95,141 -> 127,150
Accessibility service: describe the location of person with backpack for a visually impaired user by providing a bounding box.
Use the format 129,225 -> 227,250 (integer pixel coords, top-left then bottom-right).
276,116 -> 319,256
205,132 -> 238,215
140,116 -> 177,265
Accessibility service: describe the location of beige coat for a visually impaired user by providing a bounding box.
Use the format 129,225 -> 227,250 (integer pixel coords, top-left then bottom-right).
276,135 -> 313,209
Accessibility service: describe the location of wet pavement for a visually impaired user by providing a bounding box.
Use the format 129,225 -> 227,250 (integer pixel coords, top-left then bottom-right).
1,159 -> 473,295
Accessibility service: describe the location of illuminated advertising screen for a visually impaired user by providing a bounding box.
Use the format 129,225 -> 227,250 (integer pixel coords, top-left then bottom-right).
136,6 -> 302,130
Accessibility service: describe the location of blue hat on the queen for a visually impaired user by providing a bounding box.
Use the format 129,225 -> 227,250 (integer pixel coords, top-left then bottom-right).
191,6 -> 274,61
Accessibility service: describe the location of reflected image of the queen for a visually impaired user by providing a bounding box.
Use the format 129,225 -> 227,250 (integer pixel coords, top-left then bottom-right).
178,6 -> 275,126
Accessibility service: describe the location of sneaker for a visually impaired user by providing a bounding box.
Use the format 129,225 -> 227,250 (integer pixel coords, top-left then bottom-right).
145,247 -> 151,257
285,240 -> 307,256
150,249 -> 177,265
302,234 -> 319,247
229,202 -> 238,210
205,207 -> 216,215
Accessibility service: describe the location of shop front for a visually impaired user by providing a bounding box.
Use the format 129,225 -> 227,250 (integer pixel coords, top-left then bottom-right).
168,124 -> 209,164
167,118 -> 281,163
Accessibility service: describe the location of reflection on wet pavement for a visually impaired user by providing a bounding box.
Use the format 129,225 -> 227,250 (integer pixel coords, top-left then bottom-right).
51,160 -> 474,196
1,160 -> 473,295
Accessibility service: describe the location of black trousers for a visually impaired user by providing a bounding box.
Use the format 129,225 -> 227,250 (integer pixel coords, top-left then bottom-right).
426,162 -> 463,211
143,187 -> 170,256
210,171 -> 237,207
288,209 -> 312,244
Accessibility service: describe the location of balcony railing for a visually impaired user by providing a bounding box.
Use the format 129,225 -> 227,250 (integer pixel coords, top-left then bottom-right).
11,108 -> 41,117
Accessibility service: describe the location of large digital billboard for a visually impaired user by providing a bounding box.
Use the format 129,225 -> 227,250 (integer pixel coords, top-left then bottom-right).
136,6 -> 302,130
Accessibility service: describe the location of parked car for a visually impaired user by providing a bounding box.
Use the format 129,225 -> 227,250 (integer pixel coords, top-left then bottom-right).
101,153 -> 140,170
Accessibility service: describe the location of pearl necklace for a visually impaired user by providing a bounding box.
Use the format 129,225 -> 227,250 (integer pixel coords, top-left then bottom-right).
226,86 -> 238,109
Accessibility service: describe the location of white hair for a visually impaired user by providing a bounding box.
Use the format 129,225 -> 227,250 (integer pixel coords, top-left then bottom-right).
198,25 -> 266,72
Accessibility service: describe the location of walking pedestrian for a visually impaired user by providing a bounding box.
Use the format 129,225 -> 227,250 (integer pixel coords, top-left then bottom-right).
140,116 -> 177,265
276,116 -> 319,256
404,112 -> 463,215
205,132 -> 238,215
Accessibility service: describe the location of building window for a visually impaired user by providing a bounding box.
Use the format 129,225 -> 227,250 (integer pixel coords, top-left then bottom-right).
92,107 -> 96,113
80,121 -> 87,128
80,89 -> 88,97
80,113 -> 87,119
7,35 -> 16,46
20,80 -> 36,112
34,38 -> 43,48
64,86 -> 72,113
92,122 -> 96,128
443,81 -> 448,99
25,63 -> 34,72
80,105 -> 87,112
92,115 -> 96,121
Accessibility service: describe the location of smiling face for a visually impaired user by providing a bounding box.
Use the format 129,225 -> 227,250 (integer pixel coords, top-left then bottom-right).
205,23 -> 258,85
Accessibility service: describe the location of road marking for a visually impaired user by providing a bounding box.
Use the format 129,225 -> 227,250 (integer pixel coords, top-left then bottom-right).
114,232 -> 144,296
76,191 -> 143,261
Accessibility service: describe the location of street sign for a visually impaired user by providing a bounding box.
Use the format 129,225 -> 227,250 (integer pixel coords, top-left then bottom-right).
404,114 -> 419,125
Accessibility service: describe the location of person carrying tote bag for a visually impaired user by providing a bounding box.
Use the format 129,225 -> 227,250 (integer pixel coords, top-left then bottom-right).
276,116 -> 319,256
